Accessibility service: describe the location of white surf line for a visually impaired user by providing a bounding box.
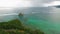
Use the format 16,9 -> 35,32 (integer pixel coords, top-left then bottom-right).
0,13 -> 18,16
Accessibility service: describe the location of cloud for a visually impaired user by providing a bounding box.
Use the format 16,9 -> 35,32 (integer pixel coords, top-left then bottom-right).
30,0 -> 60,7
43,1 -> 60,7
0,0 -> 59,14
0,0 -> 58,7
29,0 -> 57,7
0,0 -> 33,7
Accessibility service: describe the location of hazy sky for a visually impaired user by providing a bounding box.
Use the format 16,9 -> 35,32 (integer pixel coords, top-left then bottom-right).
0,0 -> 59,14
0,0 -> 59,7
31,0 -> 55,7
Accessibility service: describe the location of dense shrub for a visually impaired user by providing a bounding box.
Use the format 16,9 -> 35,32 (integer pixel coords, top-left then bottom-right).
0,19 -> 44,34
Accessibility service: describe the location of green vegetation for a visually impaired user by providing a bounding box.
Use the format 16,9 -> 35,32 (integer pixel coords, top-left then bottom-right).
0,19 -> 44,34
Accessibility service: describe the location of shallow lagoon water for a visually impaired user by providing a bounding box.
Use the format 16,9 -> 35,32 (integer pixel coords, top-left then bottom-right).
0,7 -> 60,34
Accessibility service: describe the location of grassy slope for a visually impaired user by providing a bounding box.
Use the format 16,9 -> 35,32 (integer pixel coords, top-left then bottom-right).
0,19 -> 44,34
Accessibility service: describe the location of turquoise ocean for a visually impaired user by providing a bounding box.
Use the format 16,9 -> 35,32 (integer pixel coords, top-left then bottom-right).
1,7 -> 60,34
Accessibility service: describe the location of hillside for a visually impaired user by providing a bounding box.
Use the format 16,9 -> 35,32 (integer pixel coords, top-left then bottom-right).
0,19 -> 44,34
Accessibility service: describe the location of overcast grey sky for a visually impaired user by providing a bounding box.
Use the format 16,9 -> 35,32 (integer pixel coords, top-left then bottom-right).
26,0 -> 58,7
0,0 -> 59,7
0,0 -> 59,14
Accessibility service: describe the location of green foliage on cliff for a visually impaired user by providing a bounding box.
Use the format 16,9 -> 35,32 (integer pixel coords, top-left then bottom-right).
0,19 -> 44,34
